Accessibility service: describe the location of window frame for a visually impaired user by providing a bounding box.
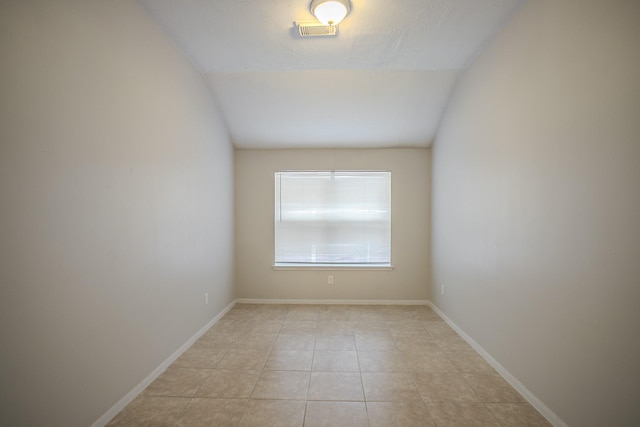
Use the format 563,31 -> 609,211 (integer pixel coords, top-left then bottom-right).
273,170 -> 393,270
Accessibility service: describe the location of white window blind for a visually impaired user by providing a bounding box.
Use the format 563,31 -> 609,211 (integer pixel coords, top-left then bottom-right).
275,171 -> 391,266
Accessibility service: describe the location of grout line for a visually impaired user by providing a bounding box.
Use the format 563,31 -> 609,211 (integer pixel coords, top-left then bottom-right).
356,348 -> 370,425
481,402 -> 502,426
236,396 -> 251,426
302,399 -> 308,426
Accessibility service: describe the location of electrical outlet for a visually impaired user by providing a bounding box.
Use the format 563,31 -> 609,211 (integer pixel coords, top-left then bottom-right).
328,275 -> 334,285
204,293 -> 209,304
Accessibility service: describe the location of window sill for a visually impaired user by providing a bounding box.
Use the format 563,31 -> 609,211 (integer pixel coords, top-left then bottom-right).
273,263 -> 394,271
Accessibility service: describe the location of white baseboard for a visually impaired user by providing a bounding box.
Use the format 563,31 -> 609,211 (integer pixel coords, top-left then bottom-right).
90,299 -> 237,427
236,298 -> 428,305
426,301 -> 568,427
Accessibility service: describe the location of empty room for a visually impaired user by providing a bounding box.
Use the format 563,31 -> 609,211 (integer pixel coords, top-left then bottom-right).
1,0 -> 638,426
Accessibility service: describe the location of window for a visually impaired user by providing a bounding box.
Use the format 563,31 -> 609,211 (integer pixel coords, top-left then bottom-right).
274,170 -> 391,267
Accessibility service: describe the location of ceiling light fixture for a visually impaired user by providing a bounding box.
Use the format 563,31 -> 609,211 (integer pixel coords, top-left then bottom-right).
310,0 -> 351,26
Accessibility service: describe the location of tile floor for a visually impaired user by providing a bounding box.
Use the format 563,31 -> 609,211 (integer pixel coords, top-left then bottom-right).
107,304 -> 551,427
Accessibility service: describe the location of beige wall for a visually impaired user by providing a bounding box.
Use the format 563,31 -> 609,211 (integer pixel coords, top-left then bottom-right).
0,1 -> 234,426
235,149 -> 430,301
431,1 -> 640,426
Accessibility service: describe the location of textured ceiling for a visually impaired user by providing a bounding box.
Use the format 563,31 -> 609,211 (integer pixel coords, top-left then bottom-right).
136,0 -> 524,148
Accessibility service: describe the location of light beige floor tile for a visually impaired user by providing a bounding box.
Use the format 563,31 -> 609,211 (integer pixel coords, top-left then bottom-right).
463,374 -> 525,402
413,373 -> 480,403
318,307 -> 352,321
388,324 -> 428,335
361,372 -> 421,401
261,304 -> 290,311
446,351 -> 496,374
251,370 -> 310,400
142,368 -> 211,397
485,403 -> 552,426
280,320 -> 318,334
424,323 -> 457,338
428,402 -> 500,427
304,401 -> 368,427
316,320 -> 354,333
408,309 -> 440,322
358,350 -> 408,372
205,318 -> 237,330
217,348 -> 270,370
312,350 -> 359,371
231,303 -> 261,311
251,312 -> 287,322
308,372 -> 364,401
286,307 -> 320,321
386,319 -> 426,328
352,321 -> 389,334
384,308 -> 426,321
315,334 -> 356,350
176,398 -> 247,427
394,334 -> 440,351
351,314 -> 387,323
265,350 -> 313,371
106,396 -> 190,427
402,350 -> 458,373
355,333 -> 397,350
385,305 -> 428,316
366,401 -> 435,427
227,333 -> 276,350
195,370 -> 260,398
274,333 -> 316,350
434,334 -> 473,352
351,306 -> 386,316
249,306 -> 288,321
238,399 -> 305,427
172,346 -> 227,369
247,320 -> 283,334
195,332 -> 236,348
208,319 -> 252,334
111,304 -> 551,427
417,309 -> 443,318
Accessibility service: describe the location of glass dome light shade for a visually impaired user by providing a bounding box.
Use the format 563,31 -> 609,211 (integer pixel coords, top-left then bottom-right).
311,0 -> 350,25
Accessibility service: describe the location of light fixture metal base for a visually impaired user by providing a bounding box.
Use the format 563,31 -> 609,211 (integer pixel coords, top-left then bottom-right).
297,21 -> 337,37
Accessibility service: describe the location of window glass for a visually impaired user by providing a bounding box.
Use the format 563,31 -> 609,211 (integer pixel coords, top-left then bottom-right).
274,171 -> 391,265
